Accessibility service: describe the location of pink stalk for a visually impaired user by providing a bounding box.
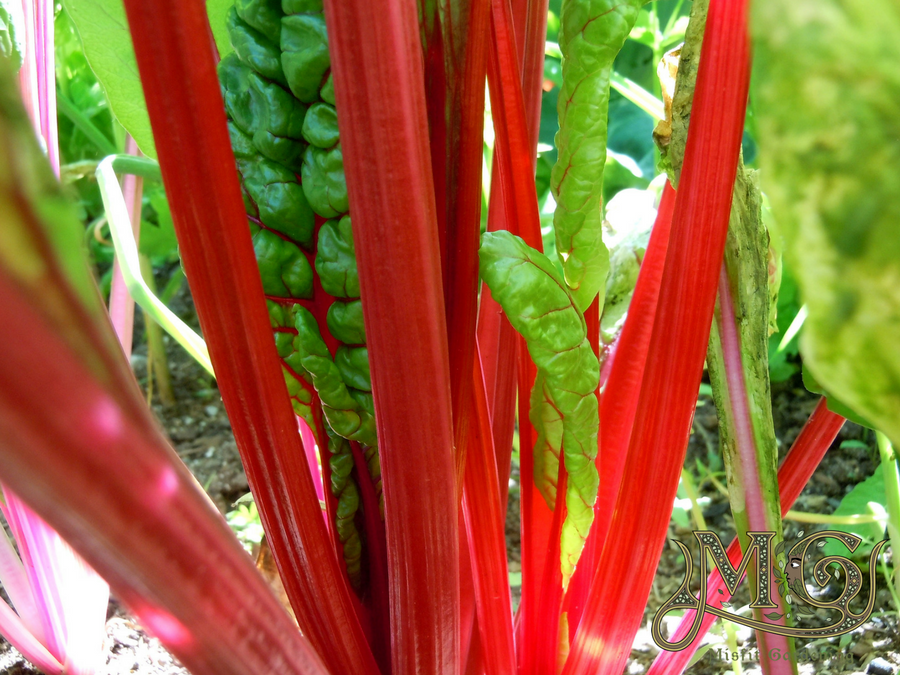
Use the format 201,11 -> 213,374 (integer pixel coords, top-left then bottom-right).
462,345 -> 516,675
715,266 -> 771,537
4,493 -> 68,663
297,417 -> 324,504
714,266 -> 793,672
324,0 -> 461,671
5,8 -> 111,674
108,137 -> 143,356
17,0 -> 57,174
0,598 -> 62,675
0,272 -> 331,675
0,506 -> 43,643
648,398 -> 845,675
4,492 -> 109,675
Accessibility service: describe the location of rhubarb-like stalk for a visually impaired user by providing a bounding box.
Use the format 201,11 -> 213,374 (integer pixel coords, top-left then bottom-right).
108,136 -> 143,357
478,0 -> 547,511
565,183 -> 677,635
324,0 -> 461,673
298,418 -> 324,505
17,0 -> 57,173
562,0 -> 751,672
647,398 -> 844,675
708,263 -> 794,673
520,0 -> 548,156
2,492 -> 109,675
485,2 -> 550,669
0,63 -> 329,668
119,2 -> 378,673
462,346 -> 516,675
440,0 -> 492,486
0,273 -> 329,675
5,11 -> 110,674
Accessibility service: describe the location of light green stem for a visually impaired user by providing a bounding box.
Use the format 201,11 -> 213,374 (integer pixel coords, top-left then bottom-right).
680,468 -> 708,531
62,155 -> 162,183
784,510 -> 881,525
139,253 -> 175,406
610,72 -> 664,121
97,156 -> 213,376
876,432 -> 900,596
776,305 -> 807,354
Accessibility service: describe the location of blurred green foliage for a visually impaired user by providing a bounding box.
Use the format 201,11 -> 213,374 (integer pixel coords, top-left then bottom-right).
56,6 -> 179,297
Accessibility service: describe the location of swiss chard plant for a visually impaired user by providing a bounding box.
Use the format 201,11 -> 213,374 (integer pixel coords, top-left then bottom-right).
0,0 -> 898,674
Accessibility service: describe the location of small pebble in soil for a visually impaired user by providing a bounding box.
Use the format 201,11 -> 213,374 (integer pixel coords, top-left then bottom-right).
868,657 -> 896,675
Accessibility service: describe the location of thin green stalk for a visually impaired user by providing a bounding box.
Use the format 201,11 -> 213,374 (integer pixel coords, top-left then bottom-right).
680,468 -> 708,531
159,267 -> 185,305
776,305 -> 807,353
55,93 -> 118,156
725,618 -> 742,675
110,155 -> 161,181
96,156 -> 213,376
877,432 -> 900,596
138,253 -> 175,406
610,72 -> 664,121
784,511 -> 881,525
881,558 -> 900,612
61,155 -> 161,183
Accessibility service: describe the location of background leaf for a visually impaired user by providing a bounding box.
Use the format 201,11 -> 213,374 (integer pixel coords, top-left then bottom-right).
63,0 -> 156,157
821,468 -> 887,557
206,0 -> 234,60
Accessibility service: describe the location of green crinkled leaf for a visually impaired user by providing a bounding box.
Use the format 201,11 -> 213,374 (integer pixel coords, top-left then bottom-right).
267,301 -> 315,424
293,307 -> 376,446
302,102 -> 339,149
238,152 -> 315,246
320,73 -> 335,105
228,119 -> 257,159
301,144 -> 348,218
335,346 -> 370,391
327,299 -> 366,345
63,0 -> 155,157
316,215 -> 359,298
326,431 -> 363,589
551,0 -> 643,312
282,0 -> 323,16
280,11 -> 330,103
250,225 -> 313,298
350,389 -> 374,417
236,0 -> 283,44
479,230 -> 600,585
754,0 -> 900,447
248,71 -> 308,171
220,54 -> 256,134
228,7 -> 286,86
529,372 -> 563,509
